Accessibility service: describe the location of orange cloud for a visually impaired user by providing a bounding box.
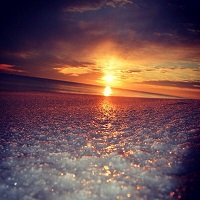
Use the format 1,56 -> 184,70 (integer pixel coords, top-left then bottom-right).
0,64 -> 24,73
54,66 -> 92,76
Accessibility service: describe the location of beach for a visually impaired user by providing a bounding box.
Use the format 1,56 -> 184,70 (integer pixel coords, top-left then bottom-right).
0,92 -> 199,200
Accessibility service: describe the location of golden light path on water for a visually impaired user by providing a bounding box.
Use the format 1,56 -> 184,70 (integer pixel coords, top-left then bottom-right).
0,92 -> 199,200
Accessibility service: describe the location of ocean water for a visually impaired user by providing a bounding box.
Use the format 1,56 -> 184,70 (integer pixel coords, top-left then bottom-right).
0,92 -> 199,200
0,73 -> 177,98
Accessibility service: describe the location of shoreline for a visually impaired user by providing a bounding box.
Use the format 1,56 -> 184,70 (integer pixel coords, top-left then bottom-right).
0,90 -> 189,100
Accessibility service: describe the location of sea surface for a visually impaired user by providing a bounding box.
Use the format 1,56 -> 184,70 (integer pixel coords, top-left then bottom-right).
0,92 -> 200,200
0,73 -> 178,98
0,73 -> 200,200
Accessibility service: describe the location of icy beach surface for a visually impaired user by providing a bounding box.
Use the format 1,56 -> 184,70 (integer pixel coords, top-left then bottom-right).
0,92 -> 199,200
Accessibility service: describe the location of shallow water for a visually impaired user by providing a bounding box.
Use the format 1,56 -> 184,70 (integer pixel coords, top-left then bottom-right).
0,92 -> 199,200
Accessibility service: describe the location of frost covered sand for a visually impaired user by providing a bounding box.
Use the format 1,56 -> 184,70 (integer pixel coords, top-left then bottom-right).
0,92 -> 200,200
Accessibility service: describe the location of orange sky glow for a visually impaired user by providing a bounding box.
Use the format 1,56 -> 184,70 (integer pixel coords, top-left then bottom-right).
0,0 -> 200,98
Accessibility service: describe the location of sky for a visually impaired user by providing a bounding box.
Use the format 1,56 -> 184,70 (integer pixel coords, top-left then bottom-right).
0,0 -> 200,98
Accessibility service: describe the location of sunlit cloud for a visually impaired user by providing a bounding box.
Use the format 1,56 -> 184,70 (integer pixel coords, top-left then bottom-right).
0,64 -> 24,73
121,65 -> 200,83
64,0 -> 133,12
54,66 -> 93,76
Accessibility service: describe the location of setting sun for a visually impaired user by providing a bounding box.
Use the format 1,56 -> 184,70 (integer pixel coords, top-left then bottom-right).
103,86 -> 112,96
103,74 -> 114,84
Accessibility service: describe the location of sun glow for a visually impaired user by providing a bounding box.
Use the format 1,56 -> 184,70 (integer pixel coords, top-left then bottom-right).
103,86 -> 112,96
103,74 -> 114,84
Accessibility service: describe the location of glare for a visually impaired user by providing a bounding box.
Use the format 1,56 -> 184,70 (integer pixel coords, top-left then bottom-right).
103,86 -> 112,96
103,74 -> 114,84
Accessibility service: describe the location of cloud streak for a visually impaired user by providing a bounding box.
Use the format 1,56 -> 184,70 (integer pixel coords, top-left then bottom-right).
64,0 -> 133,12
142,80 -> 200,90
0,64 -> 24,73
54,66 -> 93,76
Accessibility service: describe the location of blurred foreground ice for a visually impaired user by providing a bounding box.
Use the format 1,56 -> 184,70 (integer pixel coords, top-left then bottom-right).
0,93 -> 199,200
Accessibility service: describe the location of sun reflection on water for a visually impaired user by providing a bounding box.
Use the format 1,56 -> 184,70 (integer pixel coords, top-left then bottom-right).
101,97 -> 115,113
103,86 -> 112,96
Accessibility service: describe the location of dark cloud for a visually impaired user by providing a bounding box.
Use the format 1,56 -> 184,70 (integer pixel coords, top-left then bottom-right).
154,66 -> 176,70
121,69 -> 142,73
142,80 -> 200,89
1,0 -> 200,54
113,0 -> 200,47
1,1 -> 65,53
